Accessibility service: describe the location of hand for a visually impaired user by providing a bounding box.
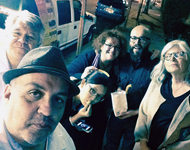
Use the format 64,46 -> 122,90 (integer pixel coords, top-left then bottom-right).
140,140 -> 151,150
150,49 -> 160,60
117,109 -> 138,119
117,87 -> 122,91
78,102 -> 92,118
70,76 -> 78,81
69,103 -> 92,124
166,140 -> 190,150
81,66 -> 98,79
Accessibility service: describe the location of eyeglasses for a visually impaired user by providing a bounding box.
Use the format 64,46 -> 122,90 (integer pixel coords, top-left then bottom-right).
104,43 -> 121,51
164,51 -> 186,61
88,84 -> 104,102
130,36 -> 150,44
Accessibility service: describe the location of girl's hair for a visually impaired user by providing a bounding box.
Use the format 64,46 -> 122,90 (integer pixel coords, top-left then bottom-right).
151,40 -> 190,85
75,71 -> 110,99
92,29 -> 127,57
84,71 -> 109,86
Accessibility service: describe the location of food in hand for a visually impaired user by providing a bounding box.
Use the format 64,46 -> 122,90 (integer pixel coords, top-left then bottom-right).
125,84 -> 132,94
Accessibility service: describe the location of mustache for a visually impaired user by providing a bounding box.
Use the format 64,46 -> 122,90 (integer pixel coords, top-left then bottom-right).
131,44 -> 143,49
18,43 -> 30,50
26,114 -> 55,128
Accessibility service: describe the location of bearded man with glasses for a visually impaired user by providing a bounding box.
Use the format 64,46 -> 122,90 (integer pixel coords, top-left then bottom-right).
104,25 -> 159,150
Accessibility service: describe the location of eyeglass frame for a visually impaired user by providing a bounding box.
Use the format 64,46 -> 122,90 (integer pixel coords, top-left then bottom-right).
88,84 -> 105,102
163,51 -> 186,61
130,36 -> 151,44
104,43 -> 121,51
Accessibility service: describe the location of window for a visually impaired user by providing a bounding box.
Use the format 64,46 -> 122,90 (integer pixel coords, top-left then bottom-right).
73,0 -> 81,21
22,0 -> 39,16
57,1 -> 71,25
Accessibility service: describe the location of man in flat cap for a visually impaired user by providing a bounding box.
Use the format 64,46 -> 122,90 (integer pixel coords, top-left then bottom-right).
0,46 -> 79,150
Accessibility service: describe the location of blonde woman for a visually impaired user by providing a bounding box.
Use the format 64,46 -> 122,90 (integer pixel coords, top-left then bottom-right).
134,40 -> 190,150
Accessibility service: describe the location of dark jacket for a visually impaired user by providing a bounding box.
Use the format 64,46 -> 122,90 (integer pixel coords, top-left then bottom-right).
67,49 -> 119,92
66,50 -> 121,149
119,52 -> 159,110
61,100 -> 108,150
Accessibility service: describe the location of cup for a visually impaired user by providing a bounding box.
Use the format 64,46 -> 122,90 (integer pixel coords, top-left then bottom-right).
111,90 -> 128,117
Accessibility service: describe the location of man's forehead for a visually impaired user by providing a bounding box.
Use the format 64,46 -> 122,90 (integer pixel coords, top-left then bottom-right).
12,73 -> 69,87
10,21 -> 36,33
130,27 -> 150,38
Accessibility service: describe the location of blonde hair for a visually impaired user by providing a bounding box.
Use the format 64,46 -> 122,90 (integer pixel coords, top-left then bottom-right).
151,40 -> 190,84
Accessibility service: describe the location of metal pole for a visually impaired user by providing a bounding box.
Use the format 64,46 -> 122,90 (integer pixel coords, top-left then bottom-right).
142,0 -> 151,14
76,0 -> 86,55
136,0 -> 144,25
123,0 -> 133,28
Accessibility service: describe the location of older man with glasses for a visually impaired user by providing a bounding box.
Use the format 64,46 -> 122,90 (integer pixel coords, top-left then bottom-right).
104,25 -> 159,150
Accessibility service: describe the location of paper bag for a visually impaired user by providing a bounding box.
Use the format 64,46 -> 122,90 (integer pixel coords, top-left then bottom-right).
111,90 -> 128,117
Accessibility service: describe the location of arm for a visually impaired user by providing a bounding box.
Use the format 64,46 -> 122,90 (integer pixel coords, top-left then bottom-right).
69,103 -> 92,125
134,81 -> 159,143
133,140 -> 151,150
67,51 -> 95,79
117,84 -> 137,119
140,139 -> 151,150
150,49 -> 160,60
166,140 -> 190,150
81,66 -> 98,79
117,109 -> 138,119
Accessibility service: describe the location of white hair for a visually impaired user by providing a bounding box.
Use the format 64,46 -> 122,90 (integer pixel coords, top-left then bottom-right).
151,40 -> 190,84
5,10 -> 45,46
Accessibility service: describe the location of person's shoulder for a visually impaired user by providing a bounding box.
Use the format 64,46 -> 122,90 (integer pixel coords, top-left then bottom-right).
151,57 -> 159,65
149,79 -> 162,88
82,49 -> 96,57
74,49 -> 96,60
147,52 -> 159,65
118,52 -> 131,64
79,49 -> 95,55
0,48 -> 10,73
0,112 -> 11,149
47,123 -> 76,150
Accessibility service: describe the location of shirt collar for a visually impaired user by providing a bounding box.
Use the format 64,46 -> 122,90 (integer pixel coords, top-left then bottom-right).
3,120 -> 23,150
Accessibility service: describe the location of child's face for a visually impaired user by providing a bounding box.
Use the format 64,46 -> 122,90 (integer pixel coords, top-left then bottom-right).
79,83 -> 107,106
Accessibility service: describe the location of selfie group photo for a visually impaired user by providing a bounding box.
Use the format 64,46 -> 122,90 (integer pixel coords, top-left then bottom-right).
0,0 -> 190,149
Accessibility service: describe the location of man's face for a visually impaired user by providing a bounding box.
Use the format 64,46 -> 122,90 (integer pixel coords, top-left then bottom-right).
129,27 -> 150,62
3,73 -> 69,147
6,21 -> 40,61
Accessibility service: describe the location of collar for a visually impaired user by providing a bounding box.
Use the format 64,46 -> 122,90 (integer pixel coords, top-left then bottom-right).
0,49 -> 11,73
3,119 -> 49,150
4,120 -> 23,150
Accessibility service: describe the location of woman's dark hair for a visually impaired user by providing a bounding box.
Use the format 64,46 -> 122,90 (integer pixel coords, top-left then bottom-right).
75,71 -> 110,99
61,71 -> 110,122
92,29 -> 127,57
85,70 -> 110,100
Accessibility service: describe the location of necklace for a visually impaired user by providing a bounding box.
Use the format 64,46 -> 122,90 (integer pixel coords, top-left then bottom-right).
172,82 -> 184,93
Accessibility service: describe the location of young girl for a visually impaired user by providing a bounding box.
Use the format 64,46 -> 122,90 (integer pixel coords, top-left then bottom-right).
61,70 -> 110,150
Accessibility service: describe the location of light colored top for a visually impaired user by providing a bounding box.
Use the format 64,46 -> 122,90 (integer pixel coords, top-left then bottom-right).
0,105 -> 76,150
0,48 -> 10,102
134,80 -> 190,149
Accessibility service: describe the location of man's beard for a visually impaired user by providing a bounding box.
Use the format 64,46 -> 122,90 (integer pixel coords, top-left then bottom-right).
129,45 -> 149,62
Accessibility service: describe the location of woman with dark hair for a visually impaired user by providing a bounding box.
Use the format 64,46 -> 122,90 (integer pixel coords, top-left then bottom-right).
61,70 -> 110,150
